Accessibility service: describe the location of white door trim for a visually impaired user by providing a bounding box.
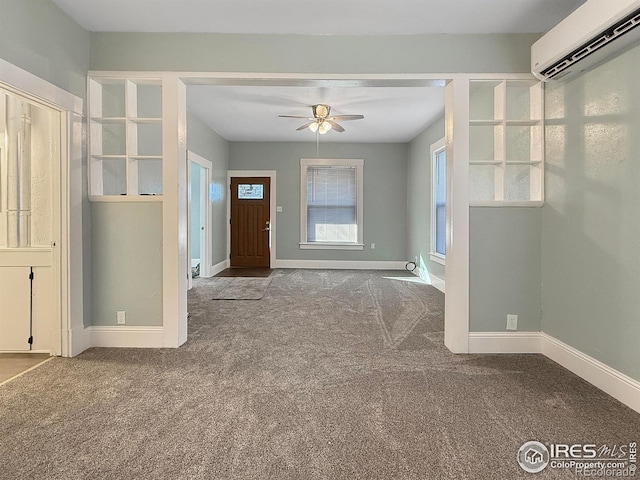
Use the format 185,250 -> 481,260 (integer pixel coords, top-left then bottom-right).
0,58 -> 83,357
188,151 -> 213,279
227,170 -> 277,269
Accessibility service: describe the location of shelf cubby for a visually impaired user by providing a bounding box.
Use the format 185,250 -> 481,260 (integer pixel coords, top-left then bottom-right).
469,79 -> 543,204
89,77 -> 163,198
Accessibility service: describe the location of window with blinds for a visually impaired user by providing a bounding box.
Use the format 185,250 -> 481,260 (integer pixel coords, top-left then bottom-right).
433,148 -> 446,256
300,158 -> 364,250
430,138 -> 446,265
306,166 -> 357,243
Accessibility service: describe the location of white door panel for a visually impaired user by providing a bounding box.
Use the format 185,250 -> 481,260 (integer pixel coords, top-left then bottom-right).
0,266 -> 31,351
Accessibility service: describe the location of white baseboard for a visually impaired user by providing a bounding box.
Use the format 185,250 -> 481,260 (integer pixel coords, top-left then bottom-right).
89,326 -> 165,348
540,333 -> 640,414
468,332 -> 542,353
430,275 -> 445,293
467,331 -> 640,414
274,259 -> 407,270
412,267 -> 445,293
69,325 -> 92,357
207,259 -> 228,277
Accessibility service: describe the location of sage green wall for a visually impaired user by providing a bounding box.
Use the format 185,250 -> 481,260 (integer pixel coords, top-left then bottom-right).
469,207 -> 542,332
91,203 -> 163,326
0,0 -> 89,100
407,115 -> 445,280
229,142 -> 407,262
543,44 -> 640,380
187,111 -> 229,267
90,33 -> 539,73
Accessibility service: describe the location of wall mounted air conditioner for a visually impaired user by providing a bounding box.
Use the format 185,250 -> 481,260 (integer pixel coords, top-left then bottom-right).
532,0 -> 640,81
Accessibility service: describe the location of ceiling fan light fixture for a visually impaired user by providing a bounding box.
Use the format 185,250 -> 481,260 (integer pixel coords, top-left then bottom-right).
281,104 -> 363,135
318,121 -> 332,135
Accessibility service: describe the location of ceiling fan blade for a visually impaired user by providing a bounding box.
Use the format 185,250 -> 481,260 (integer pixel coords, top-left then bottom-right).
326,120 -> 345,132
279,115 -> 313,119
296,121 -> 316,131
330,114 -> 364,121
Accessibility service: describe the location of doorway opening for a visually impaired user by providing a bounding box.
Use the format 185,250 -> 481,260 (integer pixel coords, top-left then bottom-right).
172,75 -> 467,353
188,151 -> 213,288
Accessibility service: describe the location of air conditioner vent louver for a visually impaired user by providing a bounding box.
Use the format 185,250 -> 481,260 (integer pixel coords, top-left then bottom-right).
541,8 -> 640,79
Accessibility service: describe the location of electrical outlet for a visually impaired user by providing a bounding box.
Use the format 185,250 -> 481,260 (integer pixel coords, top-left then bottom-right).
371,243 -> 375,249
506,314 -> 518,331
276,206 -> 283,213
117,310 -> 126,325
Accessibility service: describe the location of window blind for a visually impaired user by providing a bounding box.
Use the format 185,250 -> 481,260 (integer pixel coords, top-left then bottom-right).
434,149 -> 446,255
306,166 -> 357,243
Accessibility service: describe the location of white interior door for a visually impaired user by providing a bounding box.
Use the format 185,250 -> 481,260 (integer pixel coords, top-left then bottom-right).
0,88 -> 61,353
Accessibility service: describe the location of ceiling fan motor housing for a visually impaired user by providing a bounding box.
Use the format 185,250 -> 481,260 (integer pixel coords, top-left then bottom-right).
313,104 -> 330,118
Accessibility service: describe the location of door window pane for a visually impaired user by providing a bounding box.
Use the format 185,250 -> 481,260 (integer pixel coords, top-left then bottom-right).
238,184 -> 264,199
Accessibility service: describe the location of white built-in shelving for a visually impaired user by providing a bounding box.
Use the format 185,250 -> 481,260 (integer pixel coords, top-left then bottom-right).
89,77 -> 163,200
469,79 -> 544,205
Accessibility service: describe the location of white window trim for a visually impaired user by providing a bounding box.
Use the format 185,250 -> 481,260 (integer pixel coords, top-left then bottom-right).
430,137 -> 446,265
300,158 -> 364,250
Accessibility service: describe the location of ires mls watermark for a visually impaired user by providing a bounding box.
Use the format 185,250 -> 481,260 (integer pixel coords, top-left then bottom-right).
518,440 -> 637,477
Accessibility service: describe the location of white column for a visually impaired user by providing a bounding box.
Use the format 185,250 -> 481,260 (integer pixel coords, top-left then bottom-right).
162,75 -> 188,347
444,78 -> 470,353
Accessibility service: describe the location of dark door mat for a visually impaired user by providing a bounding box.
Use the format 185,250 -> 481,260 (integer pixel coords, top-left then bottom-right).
215,268 -> 273,278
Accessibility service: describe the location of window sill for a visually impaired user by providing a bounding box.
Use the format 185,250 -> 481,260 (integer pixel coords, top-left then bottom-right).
429,253 -> 446,266
299,243 -> 364,251
89,195 -> 163,203
470,201 -> 544,208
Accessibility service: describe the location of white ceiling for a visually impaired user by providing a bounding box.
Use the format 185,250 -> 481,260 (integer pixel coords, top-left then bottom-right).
52,0 -> 585,35
186,85 -> 445,143
54,0 -> 585,143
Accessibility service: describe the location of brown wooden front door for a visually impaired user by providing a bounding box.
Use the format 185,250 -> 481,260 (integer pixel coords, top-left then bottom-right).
230,177 -> 271,267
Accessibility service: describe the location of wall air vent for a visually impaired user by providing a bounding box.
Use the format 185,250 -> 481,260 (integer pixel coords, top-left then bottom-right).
532,0 -> 640,81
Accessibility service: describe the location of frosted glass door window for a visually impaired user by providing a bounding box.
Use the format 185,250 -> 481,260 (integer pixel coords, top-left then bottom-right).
238,184 -> 264,199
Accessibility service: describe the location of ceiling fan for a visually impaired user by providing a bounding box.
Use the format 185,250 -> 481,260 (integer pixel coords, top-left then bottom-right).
278,104 -> 364,135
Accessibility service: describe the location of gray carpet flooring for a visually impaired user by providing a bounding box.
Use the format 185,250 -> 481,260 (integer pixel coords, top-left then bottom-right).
205,277 -> 273,300
0,269 -> 638,479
